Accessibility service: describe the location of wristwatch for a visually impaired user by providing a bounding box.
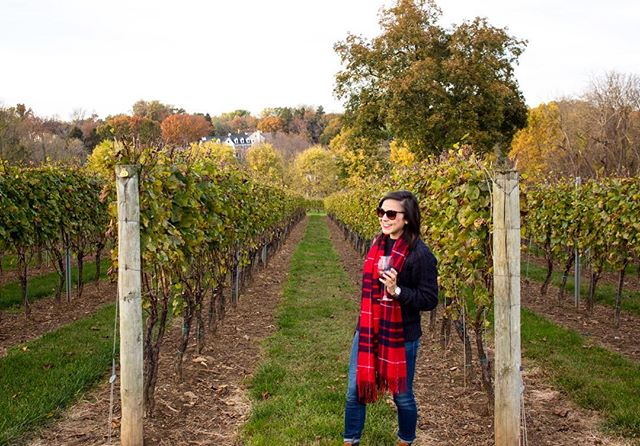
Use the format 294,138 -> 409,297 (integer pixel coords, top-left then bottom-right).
394,286 -> 401,296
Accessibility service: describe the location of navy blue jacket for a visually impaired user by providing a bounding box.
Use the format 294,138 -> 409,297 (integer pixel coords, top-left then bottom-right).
394,238 -> 439,341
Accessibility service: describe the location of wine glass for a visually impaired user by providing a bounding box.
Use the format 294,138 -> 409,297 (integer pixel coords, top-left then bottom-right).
377,256 -> 393,301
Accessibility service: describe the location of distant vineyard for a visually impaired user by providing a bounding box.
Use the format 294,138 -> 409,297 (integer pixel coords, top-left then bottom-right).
523,177 -> 640,323
0,163 -> 108,309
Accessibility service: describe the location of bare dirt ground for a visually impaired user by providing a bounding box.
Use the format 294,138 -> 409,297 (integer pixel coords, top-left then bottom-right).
503,253 -> 640,363
521,280 -> 640,362
0,280 -> 116,358
23,218 -> 308,446
326,217 -> 635,446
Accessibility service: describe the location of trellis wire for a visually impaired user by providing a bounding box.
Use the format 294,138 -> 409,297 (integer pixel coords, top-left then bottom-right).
108,294 -> 119,443
521,391 -> 529,446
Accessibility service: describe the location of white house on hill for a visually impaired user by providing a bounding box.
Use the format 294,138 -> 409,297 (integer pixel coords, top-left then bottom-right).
202,130 -> 267,160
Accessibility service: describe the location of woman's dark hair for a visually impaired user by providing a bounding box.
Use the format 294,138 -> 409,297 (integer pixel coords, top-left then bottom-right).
378,190 -> 421,248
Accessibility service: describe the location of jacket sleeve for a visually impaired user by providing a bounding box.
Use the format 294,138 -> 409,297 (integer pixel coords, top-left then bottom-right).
396,246 -> 438,311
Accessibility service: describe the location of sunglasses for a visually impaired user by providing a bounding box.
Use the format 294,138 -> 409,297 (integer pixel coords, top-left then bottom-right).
376,208 -> 405,220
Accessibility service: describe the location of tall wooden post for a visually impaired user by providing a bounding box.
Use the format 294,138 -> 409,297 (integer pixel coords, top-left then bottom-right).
493,170 -> 522,446
116,165 -> 144,446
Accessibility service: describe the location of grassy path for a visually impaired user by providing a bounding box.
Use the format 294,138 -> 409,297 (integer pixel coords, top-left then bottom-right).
0,259 -> 110,310
242,215 -> 397,445
0,304 -> 116,444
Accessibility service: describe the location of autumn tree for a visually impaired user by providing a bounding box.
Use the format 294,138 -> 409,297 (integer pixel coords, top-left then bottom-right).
268,132 -> 313,161
189,141 -> 237,166
161,113 -> 212,147
329,127 -> 390,182
208,109 -> 257,136
259,106 -> 329,142
0,104 -> 88,164
98,114 -> 161,148
581,71 -> 640,177
291,145 -> 341,198
261,108 -> 295,133
334,0 -> 527,158
0,105 -> 25,162
245,143 -> 285,187
20,132 -> 86,165
513,72 -> 640,181
319,114 -> 344,145
87,140 -> 120,179
76,114 -> 102,151
389,139 -> 416,167
303,105 -> 325,143
132,99 -> 175,122
509,102 -> 564,182
257,116 -> 284,133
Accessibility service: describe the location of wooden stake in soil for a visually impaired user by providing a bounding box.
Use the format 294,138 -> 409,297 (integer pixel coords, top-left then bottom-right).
116,165 -> 144,446
493,170 -> 522,446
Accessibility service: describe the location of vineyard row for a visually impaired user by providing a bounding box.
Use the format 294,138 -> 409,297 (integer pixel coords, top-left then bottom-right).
325,150 -> 640,393
1,147 -> 310,413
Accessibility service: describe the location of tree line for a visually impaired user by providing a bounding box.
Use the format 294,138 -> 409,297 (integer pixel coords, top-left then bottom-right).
0,100 -> 342,168
510,72 -> 640,181
3,0 -> 637,192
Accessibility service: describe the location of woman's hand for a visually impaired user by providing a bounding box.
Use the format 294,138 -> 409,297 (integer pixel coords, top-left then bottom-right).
379,268 -> 398,297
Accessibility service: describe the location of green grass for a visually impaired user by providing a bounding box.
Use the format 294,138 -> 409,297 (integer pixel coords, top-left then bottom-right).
242,215 -> 397,445
522,261 -> 640,316
0,254 -> 18,270
0,254 -> 42,271
0,303 -> 117,445
0,259 -> 110,311
522,308 -> 640,439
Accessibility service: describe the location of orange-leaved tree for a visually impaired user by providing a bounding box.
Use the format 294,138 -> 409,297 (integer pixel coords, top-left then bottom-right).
97,114 -> 161,148
161,114 -> 212,147
257,116 -> 284,133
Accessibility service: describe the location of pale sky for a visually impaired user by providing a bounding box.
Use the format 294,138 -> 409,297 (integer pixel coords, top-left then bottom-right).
1,0 -> 638,120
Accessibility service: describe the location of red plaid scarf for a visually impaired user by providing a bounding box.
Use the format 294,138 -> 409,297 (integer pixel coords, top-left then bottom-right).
356,234 -> 410,404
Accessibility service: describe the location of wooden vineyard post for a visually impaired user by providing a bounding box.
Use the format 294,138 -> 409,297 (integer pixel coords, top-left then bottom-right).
116,165 -> 144,446
493,170 -> 522,446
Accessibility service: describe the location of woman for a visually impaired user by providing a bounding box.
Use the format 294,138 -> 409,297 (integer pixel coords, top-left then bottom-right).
343,190 -> 438,446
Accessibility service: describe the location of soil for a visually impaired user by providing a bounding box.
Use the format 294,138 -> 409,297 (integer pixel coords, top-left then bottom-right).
326,218 -> 635,446
510,254 -> 640,363
8,215 -> 638,445
24,217 -> 308,446
0,279 -> 117,358
521,280 -> 640,362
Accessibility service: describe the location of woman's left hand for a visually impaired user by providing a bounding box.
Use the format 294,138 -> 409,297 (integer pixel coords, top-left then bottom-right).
379,268 -> 398,297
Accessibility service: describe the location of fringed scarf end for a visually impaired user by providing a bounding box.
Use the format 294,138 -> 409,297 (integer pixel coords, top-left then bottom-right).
379,376 -> 408,396
357,383 -> 378,404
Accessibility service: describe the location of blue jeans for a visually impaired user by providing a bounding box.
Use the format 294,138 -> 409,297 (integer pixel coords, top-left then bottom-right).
343,330 -> 420,444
